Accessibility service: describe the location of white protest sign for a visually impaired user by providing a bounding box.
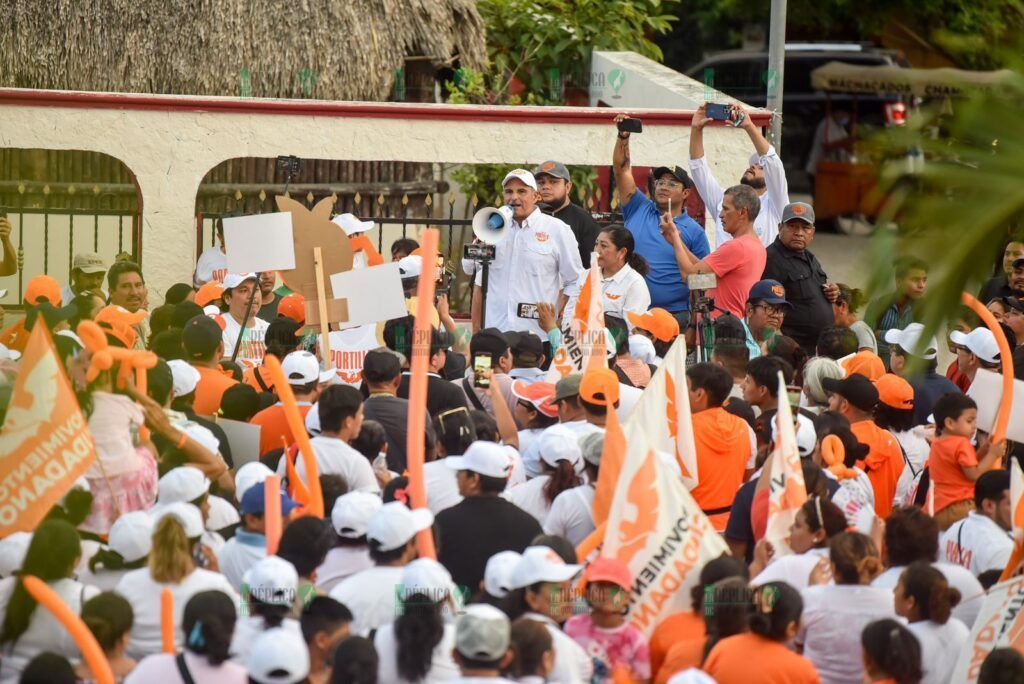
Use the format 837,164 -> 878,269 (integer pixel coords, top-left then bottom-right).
966,368 -> 1024,442
329,263 -> 406,330
216,418 -> 262,466
950,575 -> 1024,682
223,212 -> 296,274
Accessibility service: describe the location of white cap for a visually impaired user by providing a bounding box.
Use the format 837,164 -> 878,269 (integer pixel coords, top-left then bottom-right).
244,556 -> 299,607
628,334 -> 658,365
0,532 -> 31,577
183,424 -> 221,456
502,168 -> 538,191
222,272 -> 258,290
158,466 -> 210,504
398,255 -> 422,279
445,441 -> 513,479
247,626 -> 310,684
0,343 -> 21,361
281,350 -> 335,385
770,413 -> 817,458
108,511 -> 154,563
331,212 -> 374,237
508,545 -> 582,589
235,462 -> 274,501
884,323 -> 938,360
167,359 -> 201,397
206,495 -> 241,531
366,502 -> 434,552
401,558 -> 454,598
536,424 -> 584,472
455,604 -> 511,661
331,491 -> 382,538
305,403 -> 321,436
668,669 -> 718,684
203,304 -> 221,316
950,327 -> 1000,364
152,502 -> 205,539
483,551 -> 522,599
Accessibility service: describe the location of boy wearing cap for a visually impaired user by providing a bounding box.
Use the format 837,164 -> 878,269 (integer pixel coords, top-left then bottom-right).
219,272 -> 269,369
612,116 -> 710,326
534,160 -> 601,266
251,350 -> 332,456
61,251 -> 108,305
506,331 -> 547,384
950,327 -> 1002,391
885,322 -> 961,425
183,314 -> 240,416
217,481 -> 301,590
451,604 -> 515,680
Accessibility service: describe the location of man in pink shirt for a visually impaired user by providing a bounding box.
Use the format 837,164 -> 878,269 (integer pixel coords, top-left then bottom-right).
660,184 -> 767,318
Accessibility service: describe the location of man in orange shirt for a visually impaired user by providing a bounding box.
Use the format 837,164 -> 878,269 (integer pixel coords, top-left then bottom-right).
687,362 -> 756,531
823,374 -> 902,517
250,350 -> 333,456
183,314 -> 238,416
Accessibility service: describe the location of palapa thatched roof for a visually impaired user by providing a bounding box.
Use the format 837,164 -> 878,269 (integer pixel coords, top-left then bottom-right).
0,0 -> 487,100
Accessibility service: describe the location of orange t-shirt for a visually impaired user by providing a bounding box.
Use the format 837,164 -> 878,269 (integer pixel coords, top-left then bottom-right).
704,632 -> 820,684
250,403 -> 313,456
656,637 -> 706,684
691,408 -> 753,531
928,435 -> 978,512
242,365 -> 276,395
851,420 -> 903,518
649,610 -> 705,678
192,365 -> 239,417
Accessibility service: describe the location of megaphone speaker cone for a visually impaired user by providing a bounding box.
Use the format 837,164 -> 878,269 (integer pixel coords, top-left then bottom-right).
472,205 -> 514,245
487,214 -> 504,230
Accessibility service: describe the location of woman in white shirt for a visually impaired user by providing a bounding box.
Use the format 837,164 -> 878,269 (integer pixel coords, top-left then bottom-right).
505,425 -> 583,524
115,503 -> 239,659
592,225 -> 651,319
79,510 -> 154,592
894,562 -> 970,684
544,432 -> 601,547
0,520 -> 100,684
749,496 -> 847,590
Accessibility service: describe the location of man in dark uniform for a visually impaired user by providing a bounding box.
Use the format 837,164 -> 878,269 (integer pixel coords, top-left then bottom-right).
761,202 -> 839,352
533,161 -> 601,267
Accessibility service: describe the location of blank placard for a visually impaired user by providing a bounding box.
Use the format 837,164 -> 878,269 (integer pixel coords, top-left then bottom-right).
329,263 -> 406,329
223,212 -> 296,273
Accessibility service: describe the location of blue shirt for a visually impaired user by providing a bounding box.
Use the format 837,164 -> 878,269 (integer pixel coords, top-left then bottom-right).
621,192 -> 710,311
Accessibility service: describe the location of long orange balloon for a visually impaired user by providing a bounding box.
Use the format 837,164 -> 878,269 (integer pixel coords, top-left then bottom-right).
264,475 -> 283,556
160,587 -> 174,653
407,229 -> 439,560
22,576 -> 114,684
961,292 -> 1014,445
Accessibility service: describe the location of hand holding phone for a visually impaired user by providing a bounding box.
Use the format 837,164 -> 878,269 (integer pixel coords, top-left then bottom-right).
473,355 -> 492,388
616,117 -> 643,134
705,103 -> 731,121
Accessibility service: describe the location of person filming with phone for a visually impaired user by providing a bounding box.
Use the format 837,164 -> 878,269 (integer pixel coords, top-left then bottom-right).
612,114 -> 710,329
689,103 -> 791,249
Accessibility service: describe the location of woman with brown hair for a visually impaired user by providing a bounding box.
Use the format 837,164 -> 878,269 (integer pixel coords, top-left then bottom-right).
895,562 -> 969,684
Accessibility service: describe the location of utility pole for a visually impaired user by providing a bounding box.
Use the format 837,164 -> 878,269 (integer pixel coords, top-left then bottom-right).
766,0 -> 787,152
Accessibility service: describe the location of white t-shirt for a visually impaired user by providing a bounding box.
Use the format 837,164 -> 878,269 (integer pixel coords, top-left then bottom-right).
521,612 -> 593,682
426,459 -> 464,515
220,314 -> 269,370
77,565 -> 132,593
503,475 -> 552,524
751,547 -> 829,591
543,484 -> 595,547
275,435 -> 380,494
115,567 -> 240,660
126,650 -> 248,684
893,428 -> 930,507
315,546 -> 374,593
940,511 -> 1014,577
374,621 -> 460,683
194,246 -> 228,287
329,565 -> 404,637
599,263 -> 651,319
230,615 -> 304,664
216,531 -> 267,591
872,563 -> 984,628
797,584 -> 897,684
517,429 -> 546,478
827,469 -> 876,532
319,326 -> 380,386
908,618 -> 970,684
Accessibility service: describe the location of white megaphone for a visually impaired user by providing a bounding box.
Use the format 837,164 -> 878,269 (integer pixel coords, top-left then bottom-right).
472,205 -> 514,244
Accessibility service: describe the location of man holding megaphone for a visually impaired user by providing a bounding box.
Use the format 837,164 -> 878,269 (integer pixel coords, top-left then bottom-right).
468,169 -> 585,344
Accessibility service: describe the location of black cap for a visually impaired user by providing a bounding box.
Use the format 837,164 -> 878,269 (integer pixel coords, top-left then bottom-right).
999,296 -> 1024,314
651,165 -> 693,189
181,315 -> 223,360
470,328 -> 510,361
362,347 -> 402,384
822,374 -> 879,412
508,331 -> 544,362
172,301 -> 205,329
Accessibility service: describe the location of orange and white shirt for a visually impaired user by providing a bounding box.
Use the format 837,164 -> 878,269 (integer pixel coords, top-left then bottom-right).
194,246 -> 228,287
319,325 -> 380,386
600,263 -> 651,320
220,314 -> 268,370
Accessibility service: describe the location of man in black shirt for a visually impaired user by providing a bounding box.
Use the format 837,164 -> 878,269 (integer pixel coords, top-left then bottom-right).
361,347 -> 435,471
761,202 -> 839,352
392,324 -> 470,418
436,441 -> 542,592
533,161 -> 601,266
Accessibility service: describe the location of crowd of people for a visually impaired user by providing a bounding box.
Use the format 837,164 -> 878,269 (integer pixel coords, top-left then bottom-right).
0,107 -> 1022,684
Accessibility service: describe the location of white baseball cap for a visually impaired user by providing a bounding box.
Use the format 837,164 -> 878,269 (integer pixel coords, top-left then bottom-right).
203,304 -> 221,316
402,558 -> 454,597
183,424 -> 221,457
0,532 -> 31,577
455,604 -> 511,661
366,502 -> 434,552
445,441 -> 513,479
244,556 -> 299,607
108,511 -> 154,563
950,327 -> 1001,364
206,495 -> 241,531
235,462 -> 274,501
331,212 -> 374,237
483,551 -> 522,599
281,351 -> 335,385
536,424 -> 584,472
0,343 -> 21,362
502,168 -> 538,191
167,359 -> 201,397
331,491 -> 382,538
152,502 -> 205,539
222,272 -> 258,290
770,413 -> 817,458
883,323 -> 938,360
508,545 -> 582,589
247,626 -> 310,684
158,466 -> 210,504
398,255 -> 422,279
305,403 -> 321,436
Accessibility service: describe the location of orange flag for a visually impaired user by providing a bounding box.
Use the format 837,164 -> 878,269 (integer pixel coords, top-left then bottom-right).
0,323 -> 96,535
547,253 -> 606,381
762,371 -> 808,556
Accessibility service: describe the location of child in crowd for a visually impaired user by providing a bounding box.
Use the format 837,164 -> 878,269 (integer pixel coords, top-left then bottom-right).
860,618 -> 923,684
77,592 -> 137,681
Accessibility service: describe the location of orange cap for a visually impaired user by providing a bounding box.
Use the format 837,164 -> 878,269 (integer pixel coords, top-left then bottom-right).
875,373 -> 914,410
24,275 -> 62,306
580,368 -> 620,406
278,293 -> 306,325
841,349 -> 885,382
626,308 -> 679,343
194,281 -> 225,308
584,556 -> 633,590
94,305 -> 148,348
511,380 -> 559,418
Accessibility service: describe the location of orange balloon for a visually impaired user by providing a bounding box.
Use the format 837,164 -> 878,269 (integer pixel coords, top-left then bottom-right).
160,587 -> 174,653
21,576 -> 114,684
264,475 -> 283,556
961,292 -> 1014,446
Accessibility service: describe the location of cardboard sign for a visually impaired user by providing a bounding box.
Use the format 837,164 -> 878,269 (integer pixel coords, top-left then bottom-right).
0,324 -> 96,534
216,418 -> 262,466
951,575 -> 1024,682
967,369 -> 1024,443
223,212 -> 296,274
329,263 -> 407,329
276,196 -> 353,298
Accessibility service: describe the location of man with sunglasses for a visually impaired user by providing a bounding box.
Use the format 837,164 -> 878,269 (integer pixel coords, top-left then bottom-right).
742,279 -> 791,358
761,202 -> 840,352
